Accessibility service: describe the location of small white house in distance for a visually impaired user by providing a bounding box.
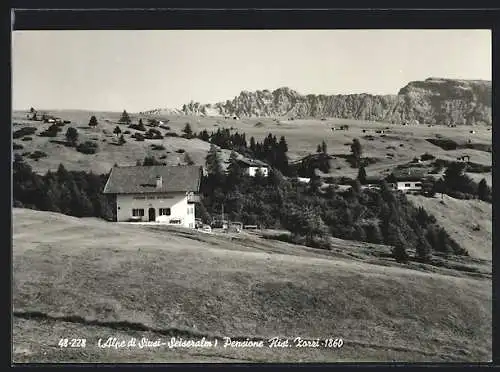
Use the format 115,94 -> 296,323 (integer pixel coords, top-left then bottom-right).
237,158 -> 269,177
102,165 -> 202,228
392,169 -> 426,193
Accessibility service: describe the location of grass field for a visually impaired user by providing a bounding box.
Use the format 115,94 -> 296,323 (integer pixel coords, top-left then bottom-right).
12,110 -> 492,180
406,195 -> 492,261
13,208 -> 492,363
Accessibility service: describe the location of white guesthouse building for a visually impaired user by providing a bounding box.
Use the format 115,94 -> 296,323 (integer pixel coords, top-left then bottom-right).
392,169 -> 426,193
103,165 -> 202,228
236,158 -> 269,177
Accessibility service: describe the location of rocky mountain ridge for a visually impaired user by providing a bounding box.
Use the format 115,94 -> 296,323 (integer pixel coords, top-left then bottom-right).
146,78 -> 492,125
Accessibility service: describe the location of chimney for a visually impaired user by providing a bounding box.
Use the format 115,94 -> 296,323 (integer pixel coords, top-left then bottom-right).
156,175 -> 162,189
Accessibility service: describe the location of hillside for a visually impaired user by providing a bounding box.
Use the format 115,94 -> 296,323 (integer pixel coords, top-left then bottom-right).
12,110 -> 492,178
150,78 -> 491,126
13,208 -> 492,363
406,195 -> 492,261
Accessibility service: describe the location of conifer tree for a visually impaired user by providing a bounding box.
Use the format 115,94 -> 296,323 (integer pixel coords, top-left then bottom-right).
118,110 -> 131,125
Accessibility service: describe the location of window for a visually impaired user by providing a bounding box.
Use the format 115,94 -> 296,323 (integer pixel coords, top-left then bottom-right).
415,183 -> 422,187
405,183 -> 411,187
132,209 -> 144,217
187,206 -> 194,215
169,218 -> 181,224
159,208 -> 171,216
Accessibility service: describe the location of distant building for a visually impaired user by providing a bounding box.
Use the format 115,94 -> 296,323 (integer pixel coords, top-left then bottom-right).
392,169 -> 426,193
236,158 -> 269,177
103,165 -> 202,227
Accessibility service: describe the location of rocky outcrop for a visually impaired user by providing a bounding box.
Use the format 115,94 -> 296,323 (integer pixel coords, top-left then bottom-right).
152,78 -> 492,125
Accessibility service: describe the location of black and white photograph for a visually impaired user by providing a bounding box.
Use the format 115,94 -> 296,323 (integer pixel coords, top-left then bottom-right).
11,18 -> 492,363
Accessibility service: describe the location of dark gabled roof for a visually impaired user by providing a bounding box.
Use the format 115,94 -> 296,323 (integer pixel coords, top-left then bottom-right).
237,158 -> 268,167
103,165 -> 202,194
392,169 -> 427,182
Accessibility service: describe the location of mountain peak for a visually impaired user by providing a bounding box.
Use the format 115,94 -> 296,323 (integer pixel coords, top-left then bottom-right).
143,78 -> 491,125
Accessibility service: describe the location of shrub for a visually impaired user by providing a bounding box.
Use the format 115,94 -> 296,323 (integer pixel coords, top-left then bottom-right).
176,149 -> 186,154
39,124 -> 61,137
76,141 -> 98,154
21,136 -> 32,141
13,143 -> 23,150
29,150 -> 47,160
123,130 -> 131,134
13,127 -> 37,139
145,128 -> 163,139
420,152 -> 435,161
159,125 -> 171,131
165,132 -> 179,137
129,123 -> 146,132
132,133 -> 145,141
426,138 -> 458,151
151,144 -> 165,151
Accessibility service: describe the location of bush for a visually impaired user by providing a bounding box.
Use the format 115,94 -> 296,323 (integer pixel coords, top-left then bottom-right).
129,123 -> 146,132
132,133 -> 145,141
420,152 -> 435,161
123,130 -> 131,134
13,127 -> 37,139
447,190 -> 475,200
164,132 -> 179,137
159,125 -> 171,131
426,138 -> 458,151
39,124 -> 61,137
29,150 -> 47,160
76,141 -> 98,154
151,144 -> 165,151
21,136 -> 33,141
176,148 -> 186,154
145,128 -> 163,139
13,143 -> 23,150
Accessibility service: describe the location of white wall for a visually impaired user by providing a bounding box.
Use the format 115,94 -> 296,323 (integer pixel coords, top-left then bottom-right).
246,166 -> 269,177
116,192 -> 196,228
396,181 -> 423,192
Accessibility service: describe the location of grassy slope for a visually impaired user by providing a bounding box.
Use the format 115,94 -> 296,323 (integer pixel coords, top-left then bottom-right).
13,208 -> 491,363
12,110 -> 491,179
406,195 -> 492,261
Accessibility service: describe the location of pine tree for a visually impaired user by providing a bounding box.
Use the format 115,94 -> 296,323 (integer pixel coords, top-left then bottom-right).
415,232 -> 432,262
316,144 -> 322,153
113,126 -> 122,136
118,110 -> 131,125
477,178 -> 490,201
118,134 -> 126,145
350,138 -> 362,167
88,115 -> 98,127
205,144 -> 223,179
365,223 -> 384,244
278,136 -> 288,153
250,137 -> 256,153
321,140 -> 327,154
357,165 -> 367,185
65,127 -> 79,147
183,123 -> 193,138
393,239 -> 409,263
226,151 -> 243,185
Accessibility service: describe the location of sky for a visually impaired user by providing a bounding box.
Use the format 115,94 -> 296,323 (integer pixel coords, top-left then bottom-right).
12,30 -> 491,112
